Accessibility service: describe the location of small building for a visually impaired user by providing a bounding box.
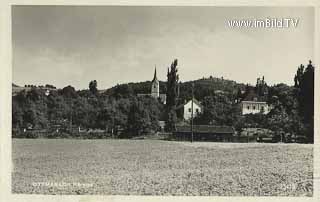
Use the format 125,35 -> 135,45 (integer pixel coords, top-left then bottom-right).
240,88 -> 271,115
173,125 -> 235,142
241,101 -> 271,115
176,98 -> 202,120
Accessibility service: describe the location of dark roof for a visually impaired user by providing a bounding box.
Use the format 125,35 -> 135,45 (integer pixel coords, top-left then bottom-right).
175,125 -> 235,134
242,89 -> 266,102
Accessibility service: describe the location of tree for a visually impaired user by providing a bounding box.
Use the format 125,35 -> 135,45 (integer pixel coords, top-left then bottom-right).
234,116 -> 245,136
194,94 -> 233,126
72,97 -> 93,129
61,85 -> 77,98
165,59 -> 179,131
165,109 -> 178,132
12,99 -> 24,129
166,59 -> 179,108
255,76 -> 268,97
112,84 -> 133,99
89,80 -> 98,95
126,98 -> 150,137
267,106 -> 291,142
294,60 -> 314,143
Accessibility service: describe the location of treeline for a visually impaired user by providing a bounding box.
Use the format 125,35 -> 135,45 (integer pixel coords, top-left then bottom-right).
12,60 -> 315,142
12,85 -> 164,138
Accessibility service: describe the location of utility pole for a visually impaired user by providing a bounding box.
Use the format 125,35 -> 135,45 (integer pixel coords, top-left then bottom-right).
191,82 -> 194,143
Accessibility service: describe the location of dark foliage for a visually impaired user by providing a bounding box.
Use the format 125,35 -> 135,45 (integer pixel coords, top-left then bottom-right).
12,61 -> 314,142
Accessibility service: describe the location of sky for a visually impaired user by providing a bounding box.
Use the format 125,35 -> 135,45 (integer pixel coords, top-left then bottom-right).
12,6 -> 315,90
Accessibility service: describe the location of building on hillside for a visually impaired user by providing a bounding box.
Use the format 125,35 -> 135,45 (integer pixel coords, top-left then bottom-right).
173,125 -> 235,142
240,88 -> 271,115
138,67 -> 166,104
176,98 -> 202,120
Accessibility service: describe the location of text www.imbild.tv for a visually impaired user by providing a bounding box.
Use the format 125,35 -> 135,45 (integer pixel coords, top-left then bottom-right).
227,18 -> 299,28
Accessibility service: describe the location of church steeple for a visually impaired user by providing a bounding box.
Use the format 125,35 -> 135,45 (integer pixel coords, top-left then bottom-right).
152,66 -> 158,82
151,65 -> 159,98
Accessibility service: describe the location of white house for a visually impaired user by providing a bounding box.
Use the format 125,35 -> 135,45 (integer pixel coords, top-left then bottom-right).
240,89 -> 271,115
241,100 -> 271,115
177,98 -> 202,120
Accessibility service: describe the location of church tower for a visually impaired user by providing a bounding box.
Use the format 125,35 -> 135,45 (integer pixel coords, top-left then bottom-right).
151,67 -> 160,98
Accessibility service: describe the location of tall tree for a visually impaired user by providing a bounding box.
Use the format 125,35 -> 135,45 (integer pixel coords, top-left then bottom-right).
294,60 -> 314,142
165,59 -> 179,131
89,80 -> 98,95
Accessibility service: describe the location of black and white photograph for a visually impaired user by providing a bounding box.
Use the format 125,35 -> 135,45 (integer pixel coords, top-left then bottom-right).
3,3 -> 318,199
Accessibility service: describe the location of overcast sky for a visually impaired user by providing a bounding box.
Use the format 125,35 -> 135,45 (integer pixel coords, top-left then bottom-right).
12,6 -> 314,90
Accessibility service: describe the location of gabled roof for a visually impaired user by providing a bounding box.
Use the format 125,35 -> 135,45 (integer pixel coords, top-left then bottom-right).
176,98 -> 202,109
175,125 -> 235,134
189,98 -> 202,108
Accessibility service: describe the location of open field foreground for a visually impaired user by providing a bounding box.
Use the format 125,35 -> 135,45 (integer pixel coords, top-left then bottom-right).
12,139 -> 313,196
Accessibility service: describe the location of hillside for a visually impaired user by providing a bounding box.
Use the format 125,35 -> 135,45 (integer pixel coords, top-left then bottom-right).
12,83 -> 58,96
103,76 -> 247,101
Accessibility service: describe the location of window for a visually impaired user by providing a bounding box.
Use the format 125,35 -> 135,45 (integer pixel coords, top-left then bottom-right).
253,106 -> 256,110
196,109 -> 199,113
188,108 -> 191,112
261,106 -> 264,111
247,106 -> 250,110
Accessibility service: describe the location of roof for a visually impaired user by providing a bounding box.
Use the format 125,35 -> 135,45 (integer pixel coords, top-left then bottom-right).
176,98 -> 203,109
175,125 -> 235,134
242,89 -> 267,102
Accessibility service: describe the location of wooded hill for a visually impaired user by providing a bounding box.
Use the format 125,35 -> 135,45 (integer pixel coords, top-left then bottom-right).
102,76 -> 247,103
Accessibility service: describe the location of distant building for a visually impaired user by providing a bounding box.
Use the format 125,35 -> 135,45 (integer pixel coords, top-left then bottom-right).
240,88 -> 271,115
138,67 -> 166,104
173,125 -> 235,142
176,98 -> 202,120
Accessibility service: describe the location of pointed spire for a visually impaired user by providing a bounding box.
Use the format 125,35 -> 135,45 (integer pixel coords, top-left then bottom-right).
152,65 -> 158,82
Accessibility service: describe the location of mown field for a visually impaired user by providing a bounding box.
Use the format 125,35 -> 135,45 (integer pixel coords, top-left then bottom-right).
12,139 -> 313,196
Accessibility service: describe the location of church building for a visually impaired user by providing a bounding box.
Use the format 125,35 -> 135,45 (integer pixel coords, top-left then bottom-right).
138,67 -> 166,104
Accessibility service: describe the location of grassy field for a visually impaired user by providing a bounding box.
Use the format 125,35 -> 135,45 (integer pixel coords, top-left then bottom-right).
12,139 -> 313,196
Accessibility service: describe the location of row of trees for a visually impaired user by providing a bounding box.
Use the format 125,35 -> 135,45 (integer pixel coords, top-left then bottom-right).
13,84 -> 163,138
12,59 -> 315,142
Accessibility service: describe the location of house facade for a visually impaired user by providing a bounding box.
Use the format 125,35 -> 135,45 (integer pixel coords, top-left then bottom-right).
240,83 -> 271,115
176,98 -> 202,120
241,100 -> 271,115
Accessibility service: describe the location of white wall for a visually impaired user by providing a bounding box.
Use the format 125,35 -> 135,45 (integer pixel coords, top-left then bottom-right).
183,100 -> 202,120
151,81 -> 159,98
242,101 -> 270,115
